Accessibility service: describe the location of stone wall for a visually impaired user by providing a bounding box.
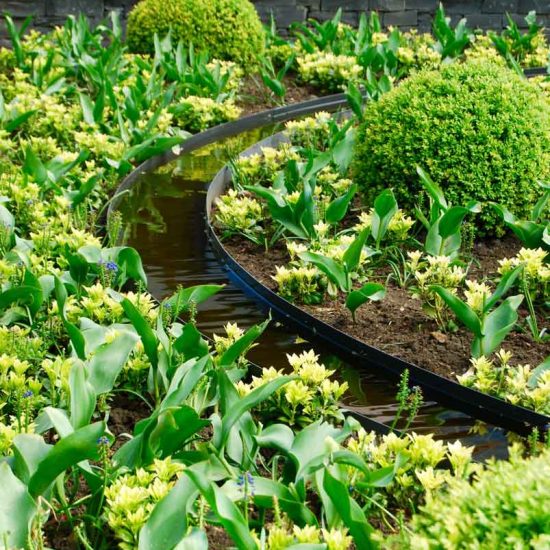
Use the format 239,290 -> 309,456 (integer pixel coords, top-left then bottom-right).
1,0 -> 550,44
252,1 -> 550,33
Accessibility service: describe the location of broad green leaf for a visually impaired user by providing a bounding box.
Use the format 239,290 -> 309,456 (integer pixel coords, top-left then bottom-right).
23,147 -> 47,185
299,251 -> 348,292
532,186 -> 550,222
0,284 -> 42,320
34,406 -> 73,438
417,166 -> 447,210
325,184 -> 357,224
121,297 -> 158,369
255,423 -> 295,453
262,72 -> 285,98
165,284 -> 224,315
217,372 -> 293,450
0,462 -> 36,548
69,361 -> 96,429
222,477 -> 317,526
0,202 -> 14,233
54,276 -> 86,359
485,265 -> 524,311
139,468 -> 205,550
357,453 -> 408,489
345,283 -> 386,320
345,82 -> 364,121
173,529 -> 208,550
12,434 -> 52,484
476,295 -> 523,357
117,247 -> 148,286
371,189 -> 398,245
528,356 -> 550,389
162,356 -> 210,409
174,322 -> 209,359
87,331 -> 138,394
5,109 -> 37,133
332,128 -> 356,172
246,185 -> 309,239
219,318 -> 269,366
438,202 -> 481,239
430,286 -> 481,335
148,406 -> 209,458
342,228 -> 370,276
323,469 -> 376,549
289,419 -> 358,482
28,421 -> 105,498
79,93 -> 95,125
185,470 -> 259,550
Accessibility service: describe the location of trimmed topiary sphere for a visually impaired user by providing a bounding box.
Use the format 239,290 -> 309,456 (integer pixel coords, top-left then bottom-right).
353,60 -> 550,236
126,0 -> 265,66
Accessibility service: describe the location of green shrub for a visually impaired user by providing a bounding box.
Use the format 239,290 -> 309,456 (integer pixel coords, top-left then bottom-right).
126,0 -> 265,66
353,60 -> 550,236
396,448 -> 550,549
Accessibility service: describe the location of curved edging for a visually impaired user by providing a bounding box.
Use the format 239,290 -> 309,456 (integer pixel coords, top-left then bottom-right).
108,93 -> 397,436
107,91 -> 352,220
206,131 -> 550,437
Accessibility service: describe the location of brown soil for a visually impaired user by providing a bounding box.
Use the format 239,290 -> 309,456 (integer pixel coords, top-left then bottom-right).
108,393 -> 152,450
222,236 -> 548,380
238,73 -> 319,115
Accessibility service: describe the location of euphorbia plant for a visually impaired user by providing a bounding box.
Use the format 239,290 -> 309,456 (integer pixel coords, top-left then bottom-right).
430,265 -> 524,357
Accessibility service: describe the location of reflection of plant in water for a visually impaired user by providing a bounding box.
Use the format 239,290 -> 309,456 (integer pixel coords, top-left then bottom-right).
118,174 -> 191,238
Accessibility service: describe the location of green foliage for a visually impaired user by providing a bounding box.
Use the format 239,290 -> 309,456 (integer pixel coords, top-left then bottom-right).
491,181 -> 550,251
399,448 -> 550,549
416,167 -> 481,258
353,59 -> 550,236
126,0 -> 265,65
431,265 -> 524,357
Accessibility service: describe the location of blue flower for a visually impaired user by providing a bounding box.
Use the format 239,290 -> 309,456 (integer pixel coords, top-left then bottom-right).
105,261 -> 119,273
97,436 -> 110,446
22,390 -> 33,398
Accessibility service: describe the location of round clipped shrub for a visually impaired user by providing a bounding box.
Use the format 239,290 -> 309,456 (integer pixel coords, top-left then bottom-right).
353,60 -> 550,236
398,448 -> 550,549
126,0 -> 265,65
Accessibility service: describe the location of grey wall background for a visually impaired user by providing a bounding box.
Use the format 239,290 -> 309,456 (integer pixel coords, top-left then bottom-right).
1,0 -> 550,43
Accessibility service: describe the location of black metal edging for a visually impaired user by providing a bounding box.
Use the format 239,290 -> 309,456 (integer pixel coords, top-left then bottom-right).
205,131 -> 550,438
107,91 -> 351,219
108,92 -> 397,437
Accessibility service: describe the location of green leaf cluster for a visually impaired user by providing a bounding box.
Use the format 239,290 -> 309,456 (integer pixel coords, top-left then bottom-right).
353,59 -> 550,236
127,0 -> 265,66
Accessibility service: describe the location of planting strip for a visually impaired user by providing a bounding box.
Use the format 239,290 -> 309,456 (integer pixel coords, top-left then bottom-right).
206,131 -> 550,438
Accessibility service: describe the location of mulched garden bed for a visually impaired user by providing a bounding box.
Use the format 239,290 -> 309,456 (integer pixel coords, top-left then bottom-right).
222,235 -> 548,380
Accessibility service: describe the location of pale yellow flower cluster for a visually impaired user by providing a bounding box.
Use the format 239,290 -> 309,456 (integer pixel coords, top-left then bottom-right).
214,189 -> 264,234
355,209 -> 414,241
105,458 -> 184,550
297,51 -> 363,92
272,265 -> 327,304
458,349 -> 550,414
346,429 -> 476,505
237,349 -> 348,427
259,524 -> 352,550
172,96 -> 241,132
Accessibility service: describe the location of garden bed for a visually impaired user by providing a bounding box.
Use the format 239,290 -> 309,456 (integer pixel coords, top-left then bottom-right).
221,235 -> 546,381
208,78 -> 550,433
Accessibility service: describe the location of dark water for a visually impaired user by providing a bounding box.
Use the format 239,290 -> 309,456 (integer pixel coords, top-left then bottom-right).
117,126 -> 508,459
